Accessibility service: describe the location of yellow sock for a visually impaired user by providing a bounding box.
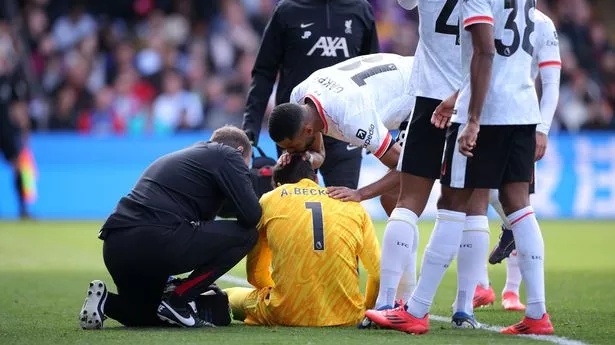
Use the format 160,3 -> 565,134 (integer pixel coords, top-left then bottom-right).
224,287 -> 254,322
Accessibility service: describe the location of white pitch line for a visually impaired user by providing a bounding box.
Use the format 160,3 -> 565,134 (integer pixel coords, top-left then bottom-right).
429,315 -> 587,345
219,274 -> 588,345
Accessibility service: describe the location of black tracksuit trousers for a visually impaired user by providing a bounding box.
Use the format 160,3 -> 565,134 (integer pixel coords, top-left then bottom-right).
101,220 -> 257,327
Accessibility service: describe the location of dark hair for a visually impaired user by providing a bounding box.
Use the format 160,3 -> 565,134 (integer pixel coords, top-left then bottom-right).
211,125 -> 252,158
272,154 -> 317,185
268,103 -> 305,143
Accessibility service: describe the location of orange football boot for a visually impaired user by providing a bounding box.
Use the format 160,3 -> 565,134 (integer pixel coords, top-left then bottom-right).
473,284 -> 496,308
501,313 -> 554,335
501,291 -> 526,311
364,306 -> 429,334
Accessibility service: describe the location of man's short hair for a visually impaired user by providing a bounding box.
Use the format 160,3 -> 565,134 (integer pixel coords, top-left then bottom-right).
268,103 -> 305,143
272,154 -> 317,186
211,125 -> 252,158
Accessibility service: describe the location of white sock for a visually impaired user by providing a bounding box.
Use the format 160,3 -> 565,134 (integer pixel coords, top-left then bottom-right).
375,208 -> 418,308
507,206 -> 546,319
489,189 -> 513,229
504,250 -> 522,295
408,209 -> 465,318
478,262 -> 490,289
396,222 -> 419,303
454,216 -> 490,315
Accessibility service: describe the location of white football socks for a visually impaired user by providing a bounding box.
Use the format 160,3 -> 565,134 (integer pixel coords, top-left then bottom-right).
507,206 -> 546,319
396,221 -> 418,303
504,250 -> 522,295
478,262 -> 490,289
455,216 -> 490,315
408,209 -> 465,318
489,189 -> 513,229
375,208 -> 418,308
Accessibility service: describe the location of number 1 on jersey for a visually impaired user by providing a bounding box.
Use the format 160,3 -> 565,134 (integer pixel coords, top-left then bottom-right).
305,202 -> 325,251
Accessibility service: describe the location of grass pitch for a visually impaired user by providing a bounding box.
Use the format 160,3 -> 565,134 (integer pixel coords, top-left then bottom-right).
0,220 -> 614,345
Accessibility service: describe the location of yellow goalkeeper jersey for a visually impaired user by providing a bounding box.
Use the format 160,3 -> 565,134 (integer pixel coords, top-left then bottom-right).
246,178 -> 380,326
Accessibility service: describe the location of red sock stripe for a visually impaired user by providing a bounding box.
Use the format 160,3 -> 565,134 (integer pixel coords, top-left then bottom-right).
510,211 -> 534,226
174,271 -> 213,296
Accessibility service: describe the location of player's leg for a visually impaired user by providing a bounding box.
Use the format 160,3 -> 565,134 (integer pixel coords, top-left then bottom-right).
319,136 -> 362,189
369,185 -> 472,334
488,189 -> 516,264
395,218 -> 418,303
163,220 -> 258,325
102,272 -> 169,327
453,189 -> 492,328
80,227 -> 173,329
225,287 -> 255,322
0,106 -> 28,218
502,250 -> 525,310
499,125 -> 552,335
488,190 -> 525,310
372,98 -> 444,309
367,123 -> 476,334
13,166 -> 28,218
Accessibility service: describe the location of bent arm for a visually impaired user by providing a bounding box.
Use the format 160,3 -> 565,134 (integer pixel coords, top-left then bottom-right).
467,23 -> 495,124
218,153 -> 262,228
246,229 -> 275,288
357,143 -> 401,201
361,3 -> 380,54
242,7 -> 284,144
307,132 -> 326,169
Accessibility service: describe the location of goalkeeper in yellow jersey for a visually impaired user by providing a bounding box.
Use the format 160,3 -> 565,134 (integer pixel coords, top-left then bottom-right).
226,154 -> 380,326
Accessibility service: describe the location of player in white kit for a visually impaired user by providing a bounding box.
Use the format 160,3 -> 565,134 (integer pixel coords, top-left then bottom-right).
366,0 -> 554,335
268,53 -> 416,204
365,0 -> 481,328
482,9 -> 561,311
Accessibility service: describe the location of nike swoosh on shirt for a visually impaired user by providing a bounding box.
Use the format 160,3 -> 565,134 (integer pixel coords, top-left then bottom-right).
300,23 -> 314,28
161,301 -> 196,326
347,144 -> 361,151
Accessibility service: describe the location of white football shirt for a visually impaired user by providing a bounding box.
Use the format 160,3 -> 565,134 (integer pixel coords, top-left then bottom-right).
410,0 -> 463,100
532,10 -> 561,134
290,53 -> 415,159
453,0 -> 541,125
531,11 -> 561,79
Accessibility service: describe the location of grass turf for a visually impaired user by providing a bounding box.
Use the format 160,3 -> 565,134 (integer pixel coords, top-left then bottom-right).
0,220 -> 614,344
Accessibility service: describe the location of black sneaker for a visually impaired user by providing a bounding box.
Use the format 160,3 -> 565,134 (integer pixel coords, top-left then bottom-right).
79,280 -> 107,330
195,287 -> 232,326
488,226 -> 516,264
157,298 -> 214,328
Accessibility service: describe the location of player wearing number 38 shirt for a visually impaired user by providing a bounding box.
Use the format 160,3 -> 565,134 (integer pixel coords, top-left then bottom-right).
366,0 -> 554,336
225,155 -> 380,326
268,53 -> 416,212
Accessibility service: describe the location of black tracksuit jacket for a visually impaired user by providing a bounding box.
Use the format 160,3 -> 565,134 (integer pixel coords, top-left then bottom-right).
242,0 -> 379,144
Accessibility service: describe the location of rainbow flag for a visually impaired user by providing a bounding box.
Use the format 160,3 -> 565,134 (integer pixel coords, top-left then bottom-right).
17,147 -> 38,204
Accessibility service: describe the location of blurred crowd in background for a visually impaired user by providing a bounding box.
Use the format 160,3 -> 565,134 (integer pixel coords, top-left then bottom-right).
0,0 -> 614,136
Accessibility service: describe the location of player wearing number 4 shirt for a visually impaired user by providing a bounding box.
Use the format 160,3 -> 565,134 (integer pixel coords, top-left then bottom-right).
366,0 -> 464,325
366,0 -> 554,336
268,53 -> 416,214
225,155 -> 380,326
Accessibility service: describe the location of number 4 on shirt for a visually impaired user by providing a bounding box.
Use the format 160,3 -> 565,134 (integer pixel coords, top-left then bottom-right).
436,0 -> 460,45
305,202 -> 325,251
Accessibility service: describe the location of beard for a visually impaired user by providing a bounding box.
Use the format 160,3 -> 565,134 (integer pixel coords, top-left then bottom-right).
304,134 -> 316,151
